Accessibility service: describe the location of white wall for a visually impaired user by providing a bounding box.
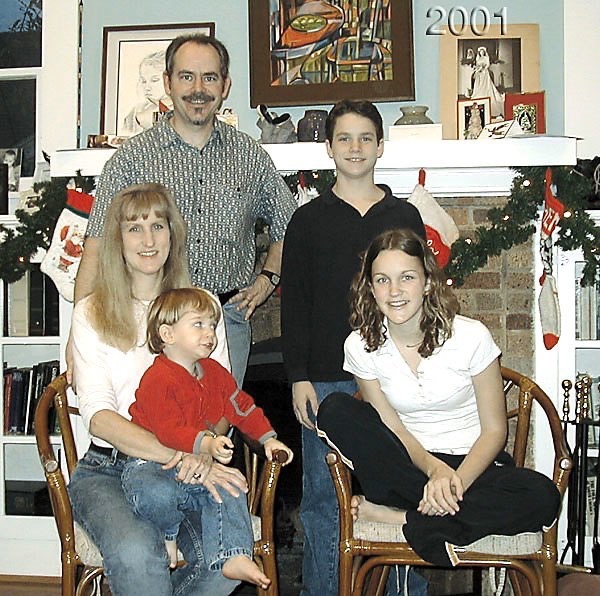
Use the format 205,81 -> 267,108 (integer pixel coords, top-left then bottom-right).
564,0 -> 600,158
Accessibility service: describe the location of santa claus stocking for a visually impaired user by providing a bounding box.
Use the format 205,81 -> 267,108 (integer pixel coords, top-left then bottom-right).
407,169 -> 459,267
41,187 -> 94,302
538,168 -> 565,350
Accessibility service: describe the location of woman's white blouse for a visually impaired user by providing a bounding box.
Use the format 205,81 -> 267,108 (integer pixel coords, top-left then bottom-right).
343,315 -> 501,454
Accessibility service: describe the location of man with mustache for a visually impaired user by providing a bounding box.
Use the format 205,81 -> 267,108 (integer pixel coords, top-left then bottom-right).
74,34 -> 296,388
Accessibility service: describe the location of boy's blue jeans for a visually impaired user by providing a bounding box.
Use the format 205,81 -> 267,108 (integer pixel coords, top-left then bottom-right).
122,458 -> 253,571
301,381 -> 428,596
68,447 -> 237,596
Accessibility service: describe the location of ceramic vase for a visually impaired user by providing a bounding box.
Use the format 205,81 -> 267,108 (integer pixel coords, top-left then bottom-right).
394,105 -> 434,125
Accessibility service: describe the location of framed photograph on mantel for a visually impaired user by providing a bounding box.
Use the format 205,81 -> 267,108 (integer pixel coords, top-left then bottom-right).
248,0 -> 415,107
439,24 -> 540,139
100,23 -> 215,136
457,97 -> 491,140
504,91 -> 546,134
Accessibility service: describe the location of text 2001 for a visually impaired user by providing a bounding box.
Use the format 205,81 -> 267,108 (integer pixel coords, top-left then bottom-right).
426,6 -> 508,36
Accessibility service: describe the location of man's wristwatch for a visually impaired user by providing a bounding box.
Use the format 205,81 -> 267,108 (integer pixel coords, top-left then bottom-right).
259,269 -> 281,286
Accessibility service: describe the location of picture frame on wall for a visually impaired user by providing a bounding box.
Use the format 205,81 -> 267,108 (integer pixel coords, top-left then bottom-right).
457,97 -> 491,140
100,22 -> 215,136
439,24 -> 540,139
504,91 -> 546,134
248,0 -> 415,107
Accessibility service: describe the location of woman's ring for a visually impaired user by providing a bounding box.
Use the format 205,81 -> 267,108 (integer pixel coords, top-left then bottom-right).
193,473 -> 201,479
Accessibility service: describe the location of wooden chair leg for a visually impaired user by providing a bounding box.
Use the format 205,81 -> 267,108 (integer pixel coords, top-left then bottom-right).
257,552 -> 279,596
61,559 -> 77,596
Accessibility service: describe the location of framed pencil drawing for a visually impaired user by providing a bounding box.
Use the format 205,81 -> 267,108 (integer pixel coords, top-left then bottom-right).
439,24 -> 540,139
248,0 -> 415,107
100,22 -> 215,136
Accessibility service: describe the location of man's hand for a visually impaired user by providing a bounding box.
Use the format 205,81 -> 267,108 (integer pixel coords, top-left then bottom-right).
292,381 -> 319,430
229,275 -> 275,320
200,462 -> 248,503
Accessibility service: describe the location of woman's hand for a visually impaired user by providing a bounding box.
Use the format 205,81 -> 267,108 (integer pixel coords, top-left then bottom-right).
263,438 -> 294,464
200,462 -> 249,504
418,461 -> 463,517
210,435 -> 234,464
176,453 -> 213,485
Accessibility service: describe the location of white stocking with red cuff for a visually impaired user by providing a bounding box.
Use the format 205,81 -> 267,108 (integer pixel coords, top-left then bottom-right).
538,167 -> 565,350
539,273 -> 561,349
407,169 -> 459,267
40,187 -> 94,302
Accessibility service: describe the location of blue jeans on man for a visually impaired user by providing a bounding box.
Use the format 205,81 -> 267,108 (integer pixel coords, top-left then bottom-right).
122,458 -> 253,570
222,301 -> 251,388
300,381 -> 428,596
69,448 -> 237,596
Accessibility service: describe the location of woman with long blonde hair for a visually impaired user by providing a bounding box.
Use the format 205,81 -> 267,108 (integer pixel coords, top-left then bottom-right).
68,182 -> 244,596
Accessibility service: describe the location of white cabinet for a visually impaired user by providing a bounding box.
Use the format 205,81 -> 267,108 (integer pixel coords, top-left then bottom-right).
535,210 -> 600,568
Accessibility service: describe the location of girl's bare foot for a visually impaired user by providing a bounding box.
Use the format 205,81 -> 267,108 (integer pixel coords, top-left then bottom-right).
222,555 -> 271,589
351,495 -> 407,525
165,539 -> 179,569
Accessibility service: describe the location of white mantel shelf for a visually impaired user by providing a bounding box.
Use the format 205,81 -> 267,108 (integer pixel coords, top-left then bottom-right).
51,136 -> 577,198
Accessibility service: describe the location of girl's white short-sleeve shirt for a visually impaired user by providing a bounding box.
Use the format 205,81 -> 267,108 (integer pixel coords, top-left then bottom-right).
343,315 -> 501,454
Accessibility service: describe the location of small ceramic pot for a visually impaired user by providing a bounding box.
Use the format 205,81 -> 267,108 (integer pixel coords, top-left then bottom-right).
394,105 -> 434,125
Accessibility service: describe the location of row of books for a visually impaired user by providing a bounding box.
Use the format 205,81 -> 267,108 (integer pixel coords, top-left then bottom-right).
2,264 -> 60,337
575,263 -> 600,341
3,359 -> 60,435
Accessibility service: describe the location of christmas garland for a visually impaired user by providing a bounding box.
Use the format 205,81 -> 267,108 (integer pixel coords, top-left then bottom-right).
0,167 -> 597,287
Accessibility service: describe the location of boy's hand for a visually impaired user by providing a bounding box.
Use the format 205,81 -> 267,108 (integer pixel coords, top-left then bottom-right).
263,438 -> 294,464
210,435 -> 234,464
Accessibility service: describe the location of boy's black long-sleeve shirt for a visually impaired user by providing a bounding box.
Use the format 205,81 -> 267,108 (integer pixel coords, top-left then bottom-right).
281,184 -> 425,384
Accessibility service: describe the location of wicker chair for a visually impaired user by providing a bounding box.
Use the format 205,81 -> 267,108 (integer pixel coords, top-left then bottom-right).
326,366 -> 572,596
34,373 -> 288,596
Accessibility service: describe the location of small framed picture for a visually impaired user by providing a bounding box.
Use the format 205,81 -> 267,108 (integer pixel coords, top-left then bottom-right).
504,91 -> 546,134
0,147 -> 23,192
17,189 -> 41,214
457,97 -> 491,140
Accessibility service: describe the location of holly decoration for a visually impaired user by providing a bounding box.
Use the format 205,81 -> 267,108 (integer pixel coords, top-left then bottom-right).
0,166 -> 598,288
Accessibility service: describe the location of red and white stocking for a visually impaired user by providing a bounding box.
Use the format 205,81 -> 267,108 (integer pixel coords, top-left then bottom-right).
407,169 -> 459,267
538,168 -> 565,350
41,187 -> 94,302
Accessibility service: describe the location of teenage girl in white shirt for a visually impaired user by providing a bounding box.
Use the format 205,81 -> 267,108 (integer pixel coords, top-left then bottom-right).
316,228 -> 560,566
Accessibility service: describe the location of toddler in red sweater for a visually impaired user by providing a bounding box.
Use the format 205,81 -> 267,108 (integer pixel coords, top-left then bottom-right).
122,287 -> 293,590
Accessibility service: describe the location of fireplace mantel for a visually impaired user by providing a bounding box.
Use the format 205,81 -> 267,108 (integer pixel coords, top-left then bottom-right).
51,136 -> 577,197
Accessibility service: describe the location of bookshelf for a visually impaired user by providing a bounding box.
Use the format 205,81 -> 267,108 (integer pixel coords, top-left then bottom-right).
0,230 -> 72,575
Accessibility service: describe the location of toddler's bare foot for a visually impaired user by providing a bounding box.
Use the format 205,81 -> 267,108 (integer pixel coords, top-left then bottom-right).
351,495 -> 407,525
165,539 -> 179,569
222,555 -> 271,589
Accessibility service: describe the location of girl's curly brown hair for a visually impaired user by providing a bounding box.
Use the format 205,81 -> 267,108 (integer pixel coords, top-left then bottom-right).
349,229 -> 459,357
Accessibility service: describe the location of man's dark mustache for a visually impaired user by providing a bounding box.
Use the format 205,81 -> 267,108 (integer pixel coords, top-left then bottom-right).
183,92 -> 215,102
